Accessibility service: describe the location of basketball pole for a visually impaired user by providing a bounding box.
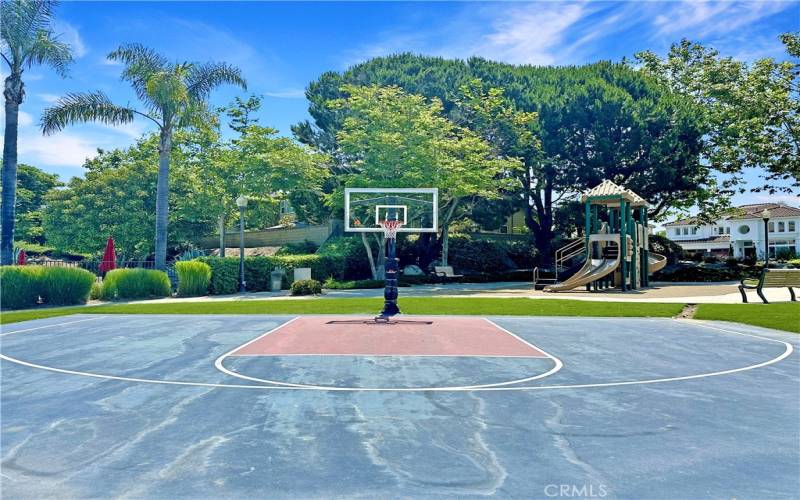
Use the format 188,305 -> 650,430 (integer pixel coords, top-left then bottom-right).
379,207 -> 401,318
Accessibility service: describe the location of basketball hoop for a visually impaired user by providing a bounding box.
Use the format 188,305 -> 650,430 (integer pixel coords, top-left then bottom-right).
379,219 -> 404,240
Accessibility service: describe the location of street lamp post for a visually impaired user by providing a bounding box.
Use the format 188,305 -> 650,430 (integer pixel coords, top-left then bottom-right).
761,208 -> 771,267
236,195 -> 248,293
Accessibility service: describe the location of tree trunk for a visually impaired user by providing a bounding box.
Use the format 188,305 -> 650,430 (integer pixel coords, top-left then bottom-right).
1,73 -> 22,265
154,129 -> 171,270
361,232 -> 377,280
522,168 -> 555,266
218,214 -> 226,257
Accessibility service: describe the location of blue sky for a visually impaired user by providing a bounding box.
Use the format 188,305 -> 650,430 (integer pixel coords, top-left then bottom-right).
3,0 -> 798,206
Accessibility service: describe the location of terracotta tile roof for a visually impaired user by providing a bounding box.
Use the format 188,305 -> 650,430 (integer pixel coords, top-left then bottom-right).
673,235 -> 731,244
665,203 -> 800,226
727,203 -> 800,219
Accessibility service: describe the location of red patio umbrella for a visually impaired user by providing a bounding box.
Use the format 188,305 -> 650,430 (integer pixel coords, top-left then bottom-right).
99,236 -> 116,273
16,249 -> 26,265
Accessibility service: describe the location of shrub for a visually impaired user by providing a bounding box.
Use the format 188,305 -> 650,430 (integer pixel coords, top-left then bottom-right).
703,254 -> 719,264
725,257 -> 740,269
504,239 -> 536,268
197,257 -> 239,295
90,281 -> 103,300
290,279 -> 322,295
101,268 -> 171,300
276,240 -> 319,255
38,266 -> 96,306
447,234 -> 509,273
175,261 -> 211,297
648,234 -> 683,265
0,266 -> 42,309
317,236 -> 371,280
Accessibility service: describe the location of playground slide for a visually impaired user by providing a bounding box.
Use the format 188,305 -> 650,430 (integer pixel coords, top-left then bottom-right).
544,253 -> 621,292
648,253 -> 667,273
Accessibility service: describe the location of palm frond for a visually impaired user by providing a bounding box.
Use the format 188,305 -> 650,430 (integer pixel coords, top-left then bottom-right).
1,0 -> 57,50
187,62 -> 247,100
27,29 -> 72,76
108,43 -> 167,102
41,91 -> 135,135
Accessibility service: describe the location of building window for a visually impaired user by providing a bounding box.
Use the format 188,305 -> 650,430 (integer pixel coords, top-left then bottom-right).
674,228 -> 680,236
778,221 -> 785,232
682,227 -> 688,235
769,240 -> 796,259
738,225 -> 751,235
768,221 -> 775,232
726,227 -> 730,234
790,221 -> 796,232
691,227 -> 697,235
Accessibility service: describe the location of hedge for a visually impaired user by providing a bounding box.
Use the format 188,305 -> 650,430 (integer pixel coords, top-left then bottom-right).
101,268 -> 171,300
197,254 -> 341,295
1,265 -> 95,310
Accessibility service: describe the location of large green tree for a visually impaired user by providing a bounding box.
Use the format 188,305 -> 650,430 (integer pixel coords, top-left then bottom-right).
331,84 -> 519,275
197,96 -> 330,255
42,133 -> 212,258
299,55 -> 709,263
14,163 -> 60,243
40,43 -> 246,269
636,33 -> 799,194
1,0 -> 72,264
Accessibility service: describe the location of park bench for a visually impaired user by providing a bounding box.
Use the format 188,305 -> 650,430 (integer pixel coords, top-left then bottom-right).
433,266 -> 464,284
738,268 -> 800,304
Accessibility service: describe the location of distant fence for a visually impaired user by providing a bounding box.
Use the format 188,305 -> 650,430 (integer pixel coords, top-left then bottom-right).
194,220 -> 342,250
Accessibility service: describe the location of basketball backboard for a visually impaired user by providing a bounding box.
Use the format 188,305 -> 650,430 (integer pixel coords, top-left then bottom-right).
344,188 -> 438,233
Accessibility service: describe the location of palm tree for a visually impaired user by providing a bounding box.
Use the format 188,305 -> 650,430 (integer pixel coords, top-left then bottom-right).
42,44 -> 246,269
1,0 -> 72,265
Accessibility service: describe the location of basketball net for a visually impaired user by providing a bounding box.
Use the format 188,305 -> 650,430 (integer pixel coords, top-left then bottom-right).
378,219 -> 404,240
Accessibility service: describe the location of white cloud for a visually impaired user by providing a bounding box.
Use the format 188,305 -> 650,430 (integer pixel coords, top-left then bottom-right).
17,131 -> 99,167
37,93 -> 61,104
53,21 -> 87,58
653,1 -> 791,38
477,3 -> 588,65
17,111 -> 34,127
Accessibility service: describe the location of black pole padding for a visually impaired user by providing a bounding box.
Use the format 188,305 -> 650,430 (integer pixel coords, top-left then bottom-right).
379,236 -> 401,317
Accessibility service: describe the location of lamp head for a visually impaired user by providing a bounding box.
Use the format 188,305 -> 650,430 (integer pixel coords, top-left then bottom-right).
761,208 -> 771,221
236,195 -> 248,209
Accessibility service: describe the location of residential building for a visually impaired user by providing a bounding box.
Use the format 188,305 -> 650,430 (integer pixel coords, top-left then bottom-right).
665,203 -> 800,259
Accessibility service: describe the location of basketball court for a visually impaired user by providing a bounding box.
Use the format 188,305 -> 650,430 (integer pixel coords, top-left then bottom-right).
1,313 -> 798,498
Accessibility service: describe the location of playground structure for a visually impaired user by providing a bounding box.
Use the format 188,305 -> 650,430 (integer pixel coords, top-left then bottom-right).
545,180 -> 666,292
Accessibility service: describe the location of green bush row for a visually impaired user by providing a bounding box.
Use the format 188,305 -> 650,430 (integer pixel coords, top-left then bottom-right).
197,254 -> 341,295
100,268 -> 172,300
1,265 -> 96,310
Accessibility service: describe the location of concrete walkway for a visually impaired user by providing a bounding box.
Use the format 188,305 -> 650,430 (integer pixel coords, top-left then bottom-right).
121,281 -> 798,305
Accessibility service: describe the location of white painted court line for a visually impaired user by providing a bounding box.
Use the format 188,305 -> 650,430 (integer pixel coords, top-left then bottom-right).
0,316 -> 793,392
213,316 -> 563,390
0,316 -> 107,337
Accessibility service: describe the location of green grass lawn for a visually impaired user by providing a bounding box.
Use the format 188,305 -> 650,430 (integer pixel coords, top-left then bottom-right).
695,302 -> 800,333
1,298 -> 682,325
2,298 -> 797,333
